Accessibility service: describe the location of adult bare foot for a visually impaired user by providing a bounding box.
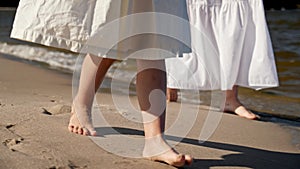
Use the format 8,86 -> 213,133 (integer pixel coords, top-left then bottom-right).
223,86 -> 260,120
143,136 -> 193,167
167,88 -> 178,102
68,103 -> 97,136
223,100 -> 259,120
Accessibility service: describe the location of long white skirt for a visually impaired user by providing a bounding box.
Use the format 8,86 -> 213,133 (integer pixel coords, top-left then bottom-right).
11,0 -> 190,60
166,0 -> 279,90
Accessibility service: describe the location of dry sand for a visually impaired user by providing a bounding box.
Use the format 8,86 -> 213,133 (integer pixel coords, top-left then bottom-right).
0,54 -> 299,169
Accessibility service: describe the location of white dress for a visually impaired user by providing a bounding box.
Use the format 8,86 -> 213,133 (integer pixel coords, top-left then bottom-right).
11,0 -> 190,60
166,0 -> 279,90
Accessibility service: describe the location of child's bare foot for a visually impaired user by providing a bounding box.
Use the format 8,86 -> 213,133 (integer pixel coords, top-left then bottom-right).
143,136 -> 193,167
223,100 -> 259,120
147,149 -> 193,167
68,103 -> 97,136
167,88 -> 178,102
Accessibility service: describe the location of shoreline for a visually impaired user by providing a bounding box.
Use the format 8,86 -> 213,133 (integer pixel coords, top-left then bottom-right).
2,53 -> 300,122
0,53 -> 299,169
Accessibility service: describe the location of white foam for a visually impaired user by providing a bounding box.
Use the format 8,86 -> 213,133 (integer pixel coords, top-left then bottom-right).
0,42 -> 77,71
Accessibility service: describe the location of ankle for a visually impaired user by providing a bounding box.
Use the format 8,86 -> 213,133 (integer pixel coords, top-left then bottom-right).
225,95 -> 241,104
72,98 -> 91,110
143,135 -> 171,157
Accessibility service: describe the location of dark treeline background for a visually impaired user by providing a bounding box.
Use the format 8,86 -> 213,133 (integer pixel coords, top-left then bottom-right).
0,0 -> 299,10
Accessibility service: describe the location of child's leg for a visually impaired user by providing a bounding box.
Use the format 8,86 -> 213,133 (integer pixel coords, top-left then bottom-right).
68,53 -> 115,136
224,85 -> 259,120
136,60 -> 192,167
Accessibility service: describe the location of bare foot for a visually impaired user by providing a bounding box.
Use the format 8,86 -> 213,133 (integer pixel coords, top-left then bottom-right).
167,88 -> 178,102
148,149 -> 193,167
143,136 -> 193,167
223,86 -> 260,120
68,103 -> 97,136
223,101 -> 259,120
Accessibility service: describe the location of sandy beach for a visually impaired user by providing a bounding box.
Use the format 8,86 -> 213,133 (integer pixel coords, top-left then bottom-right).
0,54 -> 299,169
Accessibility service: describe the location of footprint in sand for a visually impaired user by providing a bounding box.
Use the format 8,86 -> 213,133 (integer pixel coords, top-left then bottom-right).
42,104 -> 71,115
3,137 -> 24,151
1,124 -> 24,152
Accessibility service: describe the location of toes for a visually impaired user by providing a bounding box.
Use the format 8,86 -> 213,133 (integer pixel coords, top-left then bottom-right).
228,106 -> 259,120
173,154 -> 193,167
77,127 -> 84,135
248,114 -> 257,120
68,125 -> 74,132
69,125 -> 77,134
75,127 -> 85,135
82,127 -> 90,136
74,126 -> 80,134
254,114 -> 261,120
144,149 -> 192,167
68,124 -> 81,134
184,154 -> 193,165
239,108 -> 257,120
82,127 -> 97,136
87,128 -> 97,136
170,154 -> 185,167
68,124 -> 97,136
68,107 -> 97,136
84,124 -> 97,136
68,125 -> 93,136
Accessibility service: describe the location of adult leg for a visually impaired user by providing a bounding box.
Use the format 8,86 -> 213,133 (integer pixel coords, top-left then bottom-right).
224,85 -> 259,120
167,88 -> 178,102
68,53 -> 115,136
136,59 -> 192,167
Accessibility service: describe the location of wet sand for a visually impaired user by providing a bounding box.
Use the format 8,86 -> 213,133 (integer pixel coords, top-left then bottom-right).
0,54 -> 299,169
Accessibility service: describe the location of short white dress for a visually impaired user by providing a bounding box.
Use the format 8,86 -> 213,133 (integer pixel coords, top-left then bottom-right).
166,0 -> 279,90
11,0 -> 190,60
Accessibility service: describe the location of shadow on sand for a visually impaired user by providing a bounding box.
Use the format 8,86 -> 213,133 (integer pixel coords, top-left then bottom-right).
95,127 -> 300,169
